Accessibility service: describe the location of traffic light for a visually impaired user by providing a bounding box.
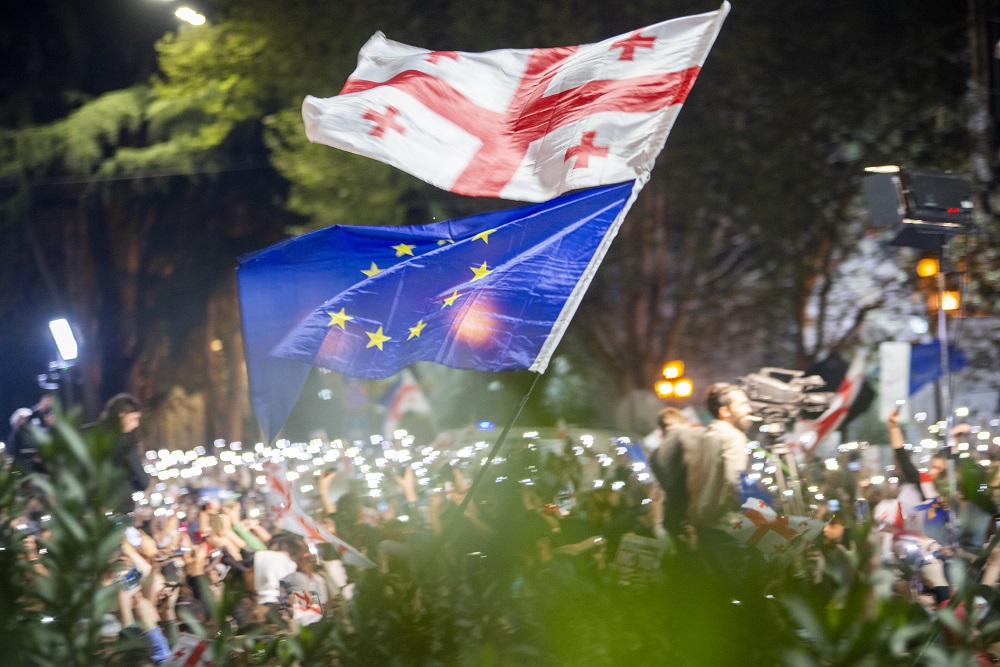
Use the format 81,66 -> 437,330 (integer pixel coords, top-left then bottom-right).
656,360 -> 693,400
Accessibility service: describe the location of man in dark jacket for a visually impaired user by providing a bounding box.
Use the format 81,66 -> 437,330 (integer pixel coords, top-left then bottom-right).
650,407 -> 702,539
88,393 -> 150,513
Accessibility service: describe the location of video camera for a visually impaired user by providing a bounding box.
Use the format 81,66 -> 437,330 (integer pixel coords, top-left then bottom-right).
739,368 -> 833,427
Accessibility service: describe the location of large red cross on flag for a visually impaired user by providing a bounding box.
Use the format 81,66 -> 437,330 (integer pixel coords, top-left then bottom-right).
303,3 -> 729,202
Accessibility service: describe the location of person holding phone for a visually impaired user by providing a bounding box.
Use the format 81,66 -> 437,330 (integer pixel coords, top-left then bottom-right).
887,406 -> 950,543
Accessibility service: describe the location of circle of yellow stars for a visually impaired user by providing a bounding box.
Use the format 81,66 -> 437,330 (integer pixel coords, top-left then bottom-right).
325,229 -> 498,352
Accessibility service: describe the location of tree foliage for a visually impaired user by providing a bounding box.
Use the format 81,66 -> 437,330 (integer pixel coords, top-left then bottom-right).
0,0 -> 993,435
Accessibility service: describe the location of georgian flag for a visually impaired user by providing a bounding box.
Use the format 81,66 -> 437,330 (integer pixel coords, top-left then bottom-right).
302,3 -> 729,202
796,349 -> 868,456
726,498 -> 825,559
380,369 -> 433,439
165,634 -> 212,667
262,460 -> 377,569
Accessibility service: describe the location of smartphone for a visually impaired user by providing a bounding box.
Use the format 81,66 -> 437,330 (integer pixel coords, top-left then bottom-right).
120,567 -> 142,591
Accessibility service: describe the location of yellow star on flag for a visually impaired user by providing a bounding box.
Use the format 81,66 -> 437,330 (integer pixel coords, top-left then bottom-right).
442,291 -> 460,308
436,239 -> 454,246
470,261 -> 491,281
361,262 -> 382,277
365,326 -> 391,350
472,229 -> 496,243
392,243 -> 415,257
326,308 -> 353,330
407,320 -> 426,340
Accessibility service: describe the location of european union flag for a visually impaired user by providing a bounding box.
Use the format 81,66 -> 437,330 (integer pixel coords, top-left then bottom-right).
238,181 -> 638,440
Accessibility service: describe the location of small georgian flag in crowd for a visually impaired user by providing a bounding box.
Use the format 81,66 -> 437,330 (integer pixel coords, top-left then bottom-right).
380,369 -> 433,439
262,460 -> 377,568
726,498 -> 825,559
165,634 -> 212,667
302,3 -> 729,202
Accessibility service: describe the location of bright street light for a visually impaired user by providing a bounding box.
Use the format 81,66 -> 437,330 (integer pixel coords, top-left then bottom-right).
48,318 -> 78,362
175,7 -> 206,25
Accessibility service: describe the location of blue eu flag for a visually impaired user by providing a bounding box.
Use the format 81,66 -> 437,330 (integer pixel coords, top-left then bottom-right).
239,181 -> 637,440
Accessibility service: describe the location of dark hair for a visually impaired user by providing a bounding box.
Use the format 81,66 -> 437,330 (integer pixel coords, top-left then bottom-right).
657,407 -> 688,431
705,382 -> 741,419
101,393 -> 142,422
268,532 -> 307,559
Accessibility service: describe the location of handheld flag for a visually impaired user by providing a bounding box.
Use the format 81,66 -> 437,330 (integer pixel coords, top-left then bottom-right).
262,460 -> 376,568
380,369 -> 433,439
796,349 -> 868,455
239,181 -> 640,441
302,4 -> 729,202
726,498 -> 824,559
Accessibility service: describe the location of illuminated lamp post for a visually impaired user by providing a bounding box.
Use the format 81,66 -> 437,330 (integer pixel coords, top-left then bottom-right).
655,360 -> 693,401
863,165 -> 973,548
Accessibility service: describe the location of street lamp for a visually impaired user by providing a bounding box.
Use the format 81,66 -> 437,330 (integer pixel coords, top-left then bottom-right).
673,378 -> 694,399
916,257 -> 939,278
662,360 -> 684,379
655,360 -> 693,400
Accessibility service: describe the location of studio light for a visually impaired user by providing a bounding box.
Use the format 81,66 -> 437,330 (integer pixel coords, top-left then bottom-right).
48,318 -> 78,362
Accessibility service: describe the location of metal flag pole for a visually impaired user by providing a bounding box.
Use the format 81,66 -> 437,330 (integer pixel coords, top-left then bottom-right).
440,373 -> 543,545
935,241 -> 960,548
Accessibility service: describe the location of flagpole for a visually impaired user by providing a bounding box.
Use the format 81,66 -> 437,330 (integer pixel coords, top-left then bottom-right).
440,372 -> 543,544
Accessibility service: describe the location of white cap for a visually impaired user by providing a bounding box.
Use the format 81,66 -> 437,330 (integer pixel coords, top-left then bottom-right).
9,408 -> 32,430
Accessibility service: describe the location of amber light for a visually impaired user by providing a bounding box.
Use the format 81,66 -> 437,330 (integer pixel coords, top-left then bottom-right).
916,258 -> 939,278
673,378 -> 694,398
941,291 -> 960,311
662,360 -> 685,379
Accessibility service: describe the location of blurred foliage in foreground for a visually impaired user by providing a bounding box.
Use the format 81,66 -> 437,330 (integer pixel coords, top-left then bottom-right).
4,412 -> 1000,665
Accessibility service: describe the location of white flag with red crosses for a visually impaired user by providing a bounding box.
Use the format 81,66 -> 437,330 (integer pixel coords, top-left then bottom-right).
262,460 -> 377,569
302,3 -> 729,202
725,498 -> 825,559
165,634 -> 212,667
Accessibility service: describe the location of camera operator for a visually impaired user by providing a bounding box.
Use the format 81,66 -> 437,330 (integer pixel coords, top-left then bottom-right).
684,382 -> 754,534
7,394 -> 54,476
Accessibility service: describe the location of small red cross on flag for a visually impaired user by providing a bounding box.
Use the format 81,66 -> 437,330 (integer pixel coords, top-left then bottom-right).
425,51 -> 459,65
362,106 -> 406,138
303,3 -> 729,202
611,30 -> 657,61
565,131 -> 609,170
165,634 -> 212,667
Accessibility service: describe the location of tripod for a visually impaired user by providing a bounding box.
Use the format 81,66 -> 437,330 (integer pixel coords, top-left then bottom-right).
755,425 -> 807,517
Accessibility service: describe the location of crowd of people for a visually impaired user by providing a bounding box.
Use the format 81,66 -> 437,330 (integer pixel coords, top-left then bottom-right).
5,382 -> 1000,664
